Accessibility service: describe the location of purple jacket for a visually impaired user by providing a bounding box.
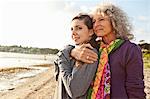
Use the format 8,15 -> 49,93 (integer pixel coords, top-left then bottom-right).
54,40 -> 146,99
109,40 -> 146,99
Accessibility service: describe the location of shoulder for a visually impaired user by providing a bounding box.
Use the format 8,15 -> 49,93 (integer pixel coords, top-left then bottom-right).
57,45 -> 75,56
121,40 -> 142,61
60,45 -> 75,53
113,40 -> 142,62
120,40 -> 142,53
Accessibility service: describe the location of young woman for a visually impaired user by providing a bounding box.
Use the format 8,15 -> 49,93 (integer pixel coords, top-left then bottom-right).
54,14 -> 99,99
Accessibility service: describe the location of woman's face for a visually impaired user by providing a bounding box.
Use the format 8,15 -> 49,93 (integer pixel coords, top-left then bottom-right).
93,12 -> 113,37
71,19 -> 93,45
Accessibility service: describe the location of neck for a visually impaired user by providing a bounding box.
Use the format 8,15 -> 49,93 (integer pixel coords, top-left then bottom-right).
76,41 -> 89,46
102,32 -> 116,45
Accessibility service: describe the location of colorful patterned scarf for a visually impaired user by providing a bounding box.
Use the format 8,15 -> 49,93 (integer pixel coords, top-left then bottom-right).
87,39 -> 124,99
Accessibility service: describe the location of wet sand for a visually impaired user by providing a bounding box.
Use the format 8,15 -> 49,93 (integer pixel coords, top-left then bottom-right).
0,66 -> 49,92
0,65 -> 149,99
0,64 -> 56,99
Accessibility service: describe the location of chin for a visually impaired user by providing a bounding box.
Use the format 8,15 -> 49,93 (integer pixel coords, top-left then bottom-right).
95,32 -> 100,36
74,41 -> 80,45
96,32 -> 105,37
95,34 -> 102,37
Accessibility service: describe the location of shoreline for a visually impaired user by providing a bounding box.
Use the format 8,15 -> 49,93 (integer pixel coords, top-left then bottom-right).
0,66 -> 149,99
0,64 -> 56,99
0,64 -> 52,93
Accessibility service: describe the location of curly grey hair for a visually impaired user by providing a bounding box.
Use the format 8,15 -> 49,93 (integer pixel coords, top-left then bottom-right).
92,3 -> 134,40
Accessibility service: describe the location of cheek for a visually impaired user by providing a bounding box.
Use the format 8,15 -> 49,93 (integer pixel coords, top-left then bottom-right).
80,31 -> 90,40
105,22 -> 113,32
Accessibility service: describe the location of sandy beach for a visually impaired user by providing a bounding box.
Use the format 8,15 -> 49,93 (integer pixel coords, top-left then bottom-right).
0,52 -> 57,99
0,52 -> 149,99
0,64 -> 56,99
0,66 -> 150,99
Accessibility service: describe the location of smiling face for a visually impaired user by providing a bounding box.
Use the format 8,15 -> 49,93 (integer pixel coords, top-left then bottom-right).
93,12 -> 113,37
71,19 -> 93,45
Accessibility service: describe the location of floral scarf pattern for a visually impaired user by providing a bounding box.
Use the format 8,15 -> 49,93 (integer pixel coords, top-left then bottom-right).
87,39 -> 124,99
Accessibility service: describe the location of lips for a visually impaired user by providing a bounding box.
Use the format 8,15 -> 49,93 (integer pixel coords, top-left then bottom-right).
94,28 -> 103,33
72,36 -> 80,41
95,29 -> 103,31
95,27 -> 103,30
94,26 -> 103,32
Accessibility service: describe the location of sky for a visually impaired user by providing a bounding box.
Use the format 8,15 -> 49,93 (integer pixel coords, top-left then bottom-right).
0,0 -> 149,49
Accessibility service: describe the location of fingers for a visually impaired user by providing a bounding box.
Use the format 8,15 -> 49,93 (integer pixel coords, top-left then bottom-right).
82,59 -> 94,64
71,48 -> 81,60
87,54 -> 98,62
71,43 -> 98,64
86,48 -> 98,59
83,43 -> 94,49
78,47 -> 98,63
85,56 -> 96,63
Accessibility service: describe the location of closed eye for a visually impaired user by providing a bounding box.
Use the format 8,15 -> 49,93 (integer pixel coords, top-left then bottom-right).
93,19 -> 96,24
75,26 -> 82,30
93,18 -> 104,23
78,27 -> 82,30
98,18 -> 104,21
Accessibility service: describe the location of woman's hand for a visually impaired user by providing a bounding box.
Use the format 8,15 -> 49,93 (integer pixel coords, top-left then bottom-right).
71,44 -> 98,64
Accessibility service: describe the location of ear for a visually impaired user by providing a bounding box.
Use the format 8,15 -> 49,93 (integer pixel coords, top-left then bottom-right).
89,29 -> 94,36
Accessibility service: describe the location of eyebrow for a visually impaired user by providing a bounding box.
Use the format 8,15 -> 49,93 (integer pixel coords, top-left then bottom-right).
96,16 -> 107,20
93,17 -> 103,21
74,25 -> 81,28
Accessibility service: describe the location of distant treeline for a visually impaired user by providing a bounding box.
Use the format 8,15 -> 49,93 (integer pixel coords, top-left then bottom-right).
0,42 -> 149,55
0,45 -> 59,54
138,43 -> 150,51
138,43 -> 150,59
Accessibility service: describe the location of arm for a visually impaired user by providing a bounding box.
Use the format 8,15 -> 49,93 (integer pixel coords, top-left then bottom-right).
71,44 -> 98,63
125,44 -> 146,99
58,45 -> 98,98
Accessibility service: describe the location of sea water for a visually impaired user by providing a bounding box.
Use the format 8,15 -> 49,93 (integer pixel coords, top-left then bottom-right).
0,52 -> 57,92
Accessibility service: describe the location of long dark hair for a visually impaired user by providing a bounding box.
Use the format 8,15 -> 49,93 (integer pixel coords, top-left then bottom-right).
72,13 -> 99,50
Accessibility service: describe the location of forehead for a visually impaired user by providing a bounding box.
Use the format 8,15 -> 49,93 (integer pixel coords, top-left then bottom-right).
93,12 -> 108,19
71,19 -> 85,26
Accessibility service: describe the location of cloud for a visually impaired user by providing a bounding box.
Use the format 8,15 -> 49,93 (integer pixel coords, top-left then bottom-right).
137,16 -> 150,21
80,5 -> 89,12
64,1 -> 78,14
134,28 -> 147,34
0,0 -> 73,49
7,0 -> 50,2
133,28 -> 150,43
64,2 -> 75,10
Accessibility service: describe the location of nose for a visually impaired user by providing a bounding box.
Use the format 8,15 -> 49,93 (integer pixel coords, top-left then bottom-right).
72,29 -> 77,35
71,30 -> 78,38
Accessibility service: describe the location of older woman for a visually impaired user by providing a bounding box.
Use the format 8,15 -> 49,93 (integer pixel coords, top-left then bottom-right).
70,3 -> 146,99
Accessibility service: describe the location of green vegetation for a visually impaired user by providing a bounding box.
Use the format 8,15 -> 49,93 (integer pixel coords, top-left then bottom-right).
138,41 -> 150,68
143,51 -> 150,68
0,45 -> 59,54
